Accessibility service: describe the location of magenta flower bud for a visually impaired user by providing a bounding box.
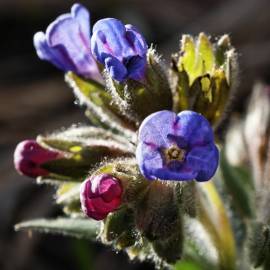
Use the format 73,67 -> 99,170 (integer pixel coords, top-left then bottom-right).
14,140 -> 61,178
80,174 -> 123,220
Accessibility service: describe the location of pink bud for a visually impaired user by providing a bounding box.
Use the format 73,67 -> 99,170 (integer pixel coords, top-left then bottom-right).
80,174 -> 123,220
14,140 -> 60,178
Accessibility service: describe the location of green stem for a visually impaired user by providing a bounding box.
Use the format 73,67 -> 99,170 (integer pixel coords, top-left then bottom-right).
197,181 -> 236,270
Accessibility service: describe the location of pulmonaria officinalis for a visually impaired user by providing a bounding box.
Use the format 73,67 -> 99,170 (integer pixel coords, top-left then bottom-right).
136,110 -> 219,181
33,4 -> 102,82
14,140 -> 62,178
80,174 -> 123,220
91,18 -> 148,82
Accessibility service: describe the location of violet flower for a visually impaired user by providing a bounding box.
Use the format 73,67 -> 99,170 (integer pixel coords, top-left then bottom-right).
80,174 -> 123,220
136,110 -> 219,181
34,3 -> 102,82
91,18 -> 148,82
14,140 -> 61,178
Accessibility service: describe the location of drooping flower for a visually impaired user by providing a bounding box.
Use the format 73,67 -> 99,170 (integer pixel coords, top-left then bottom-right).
33,3 -> 102,82
14,140 -> 61,178
136,110 -> 219,181
91,18 -> 148,82
80,174 -> 123,220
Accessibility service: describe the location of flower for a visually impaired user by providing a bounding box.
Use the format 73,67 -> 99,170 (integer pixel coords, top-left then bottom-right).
136,110 -> 219,181
91,18 -> 148,82
80,174 -> 123,220
33,3 -> 102,82
14,140 -> 61,178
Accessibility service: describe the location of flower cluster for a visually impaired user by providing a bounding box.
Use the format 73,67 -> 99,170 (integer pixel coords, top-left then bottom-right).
34,4 -> 102,82
14,3 -> 237,267
34,4 -> 147,83
15,1 -> 221,226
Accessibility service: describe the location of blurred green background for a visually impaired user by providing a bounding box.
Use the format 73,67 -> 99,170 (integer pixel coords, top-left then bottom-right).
0,0 -> 270,269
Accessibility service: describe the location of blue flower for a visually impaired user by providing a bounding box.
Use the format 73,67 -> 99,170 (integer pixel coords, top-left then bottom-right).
91,18 -> 148,82
136,110 -> 219,181
33,4 -> 102,82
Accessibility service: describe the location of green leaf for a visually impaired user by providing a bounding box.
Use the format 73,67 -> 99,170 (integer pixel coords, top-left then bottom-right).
38,126 -> 134,153
15,218 -> 100,240
178,33 -> 214,85
65,71 -> 112,109
56,183 -> 81,204
176,70 -> 190,111
197,33 -> 214,75
65,72 -> 136,140
174,261 -> 203,270
224,48 -> 237,86
41,158 -> 92,179
220,152 -> 254,218
178,35 -> 196,76
182,217 -> 219,270
36,126 -> 134,180
215,35 -> 231,67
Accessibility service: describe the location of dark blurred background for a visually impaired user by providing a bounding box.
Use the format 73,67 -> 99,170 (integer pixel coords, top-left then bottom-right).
1,0 -> 270,269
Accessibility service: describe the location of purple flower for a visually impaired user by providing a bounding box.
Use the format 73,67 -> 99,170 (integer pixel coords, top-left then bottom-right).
33,3 -> 102,82
91,18 -> 148,82
136,110 -> 219,181
80,174 -> 123,220
14,140 -> 61,178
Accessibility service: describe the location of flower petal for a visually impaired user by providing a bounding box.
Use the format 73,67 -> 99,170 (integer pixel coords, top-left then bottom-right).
104,56 -> 127,82
71,3 -> 90,38
152,163 -> 197,181
126,55 -> 146,81
175,111 -> 214,148
186,144 -> 219,182
138,110 -> 178,148
136,142 -> 163,180
33,31 -> 74,70
43,5 -> 100,79
92,18 -> 135,61
125,24 -> 148,57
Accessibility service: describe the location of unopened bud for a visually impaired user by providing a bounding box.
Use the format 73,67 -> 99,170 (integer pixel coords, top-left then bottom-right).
14,140 -> 61,178
105,48 -> 173,124
80,174 -> 123,220
171,33 -> 238,127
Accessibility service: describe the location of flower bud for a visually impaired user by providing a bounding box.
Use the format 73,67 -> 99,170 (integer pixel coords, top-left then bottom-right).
90,18 -> 174,124
104,48 -> 173,123
91,18 -> 147,82
171,33 -> 238,126
14,140 -> 61,178
80,174 -> 123,220
34,4 -> 102,82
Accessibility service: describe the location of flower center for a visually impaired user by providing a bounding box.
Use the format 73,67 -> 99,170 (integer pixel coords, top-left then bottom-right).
164,145 -> 186,163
